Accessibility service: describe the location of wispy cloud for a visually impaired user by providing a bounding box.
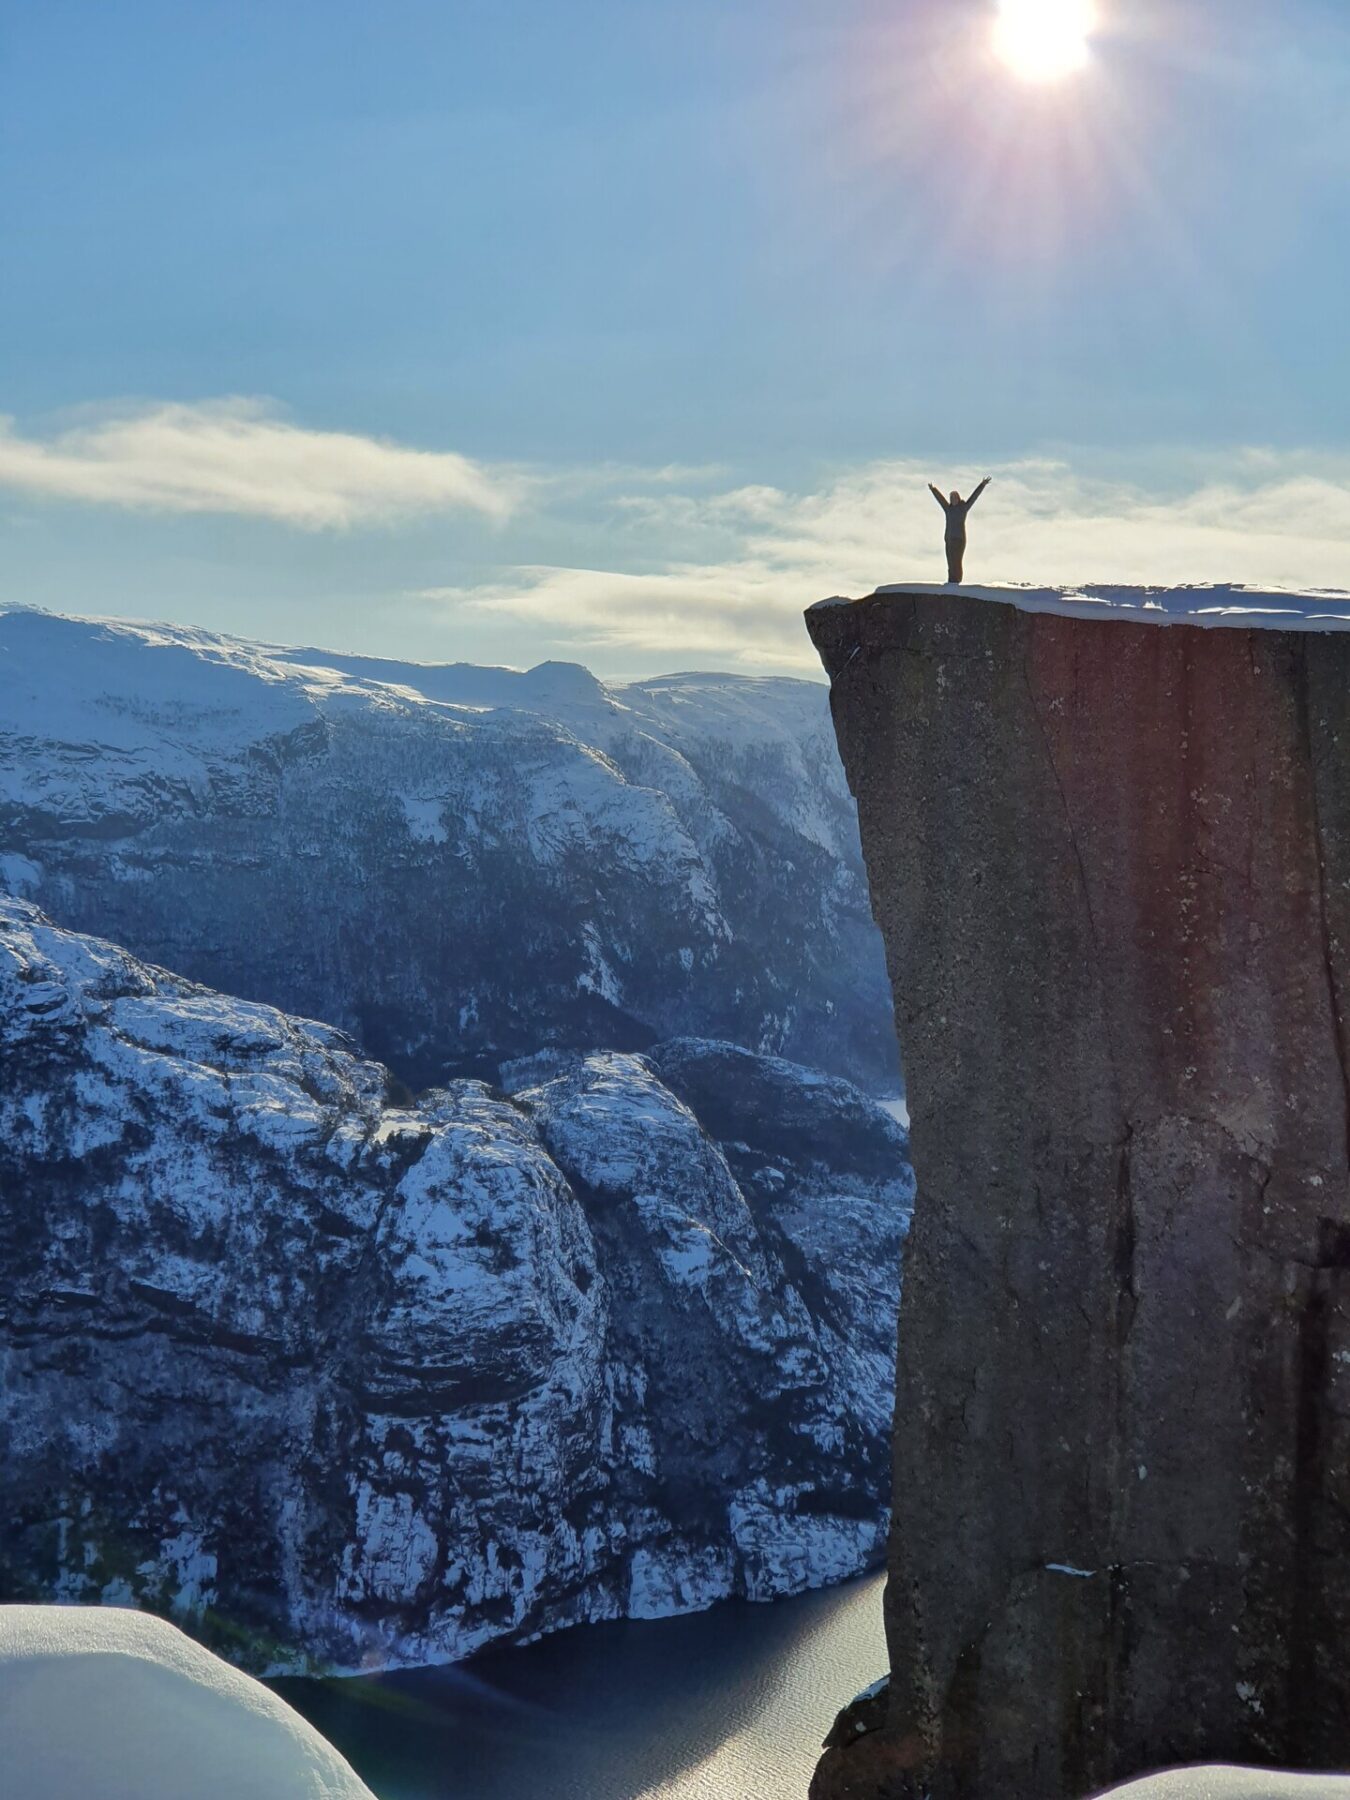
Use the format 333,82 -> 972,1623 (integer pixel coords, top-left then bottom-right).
0,399 -> 519,527
11,406 -> 1350,674
422,454 -> 1350,670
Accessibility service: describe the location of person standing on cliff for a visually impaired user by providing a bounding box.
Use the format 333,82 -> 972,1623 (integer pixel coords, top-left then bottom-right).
928,477 -> 990,584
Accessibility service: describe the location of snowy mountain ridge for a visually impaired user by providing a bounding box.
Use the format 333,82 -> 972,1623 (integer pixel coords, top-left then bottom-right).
0,606 -> 847,852
0,606 -> 896,1092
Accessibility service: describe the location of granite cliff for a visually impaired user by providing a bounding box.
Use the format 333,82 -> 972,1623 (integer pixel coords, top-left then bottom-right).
806,585 -> 1350,1798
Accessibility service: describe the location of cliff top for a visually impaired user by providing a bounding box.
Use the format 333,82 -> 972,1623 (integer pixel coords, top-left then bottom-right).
810,582 -> 1350,631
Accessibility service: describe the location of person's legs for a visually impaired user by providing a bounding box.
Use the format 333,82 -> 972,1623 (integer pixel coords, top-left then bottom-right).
946,541 -> 964,583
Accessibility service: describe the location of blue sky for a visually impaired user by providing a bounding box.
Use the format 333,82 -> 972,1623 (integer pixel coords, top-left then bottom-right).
5,0 -> 1350,673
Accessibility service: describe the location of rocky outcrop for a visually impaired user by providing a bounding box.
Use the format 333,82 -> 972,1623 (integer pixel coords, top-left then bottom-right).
806,588 -> 1350,1798
0,608 -> 896,1092
0,897 -> 911,1674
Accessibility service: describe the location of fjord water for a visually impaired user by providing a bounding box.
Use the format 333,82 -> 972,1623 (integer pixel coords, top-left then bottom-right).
276,1571 -> 886,1800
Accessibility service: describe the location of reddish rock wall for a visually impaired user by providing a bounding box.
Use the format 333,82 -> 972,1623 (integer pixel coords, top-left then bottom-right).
807,590 -> 1350,1798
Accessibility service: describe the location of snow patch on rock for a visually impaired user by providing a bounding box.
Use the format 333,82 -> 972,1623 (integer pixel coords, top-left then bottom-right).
815,582 -> 1350,633
1095,1771 -> 1350,1798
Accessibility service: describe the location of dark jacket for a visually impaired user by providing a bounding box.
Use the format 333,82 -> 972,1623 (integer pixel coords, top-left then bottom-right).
929,478 -> 989,543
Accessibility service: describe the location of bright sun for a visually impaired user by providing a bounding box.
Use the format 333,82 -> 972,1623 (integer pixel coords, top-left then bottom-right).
992,0 -> 1096,83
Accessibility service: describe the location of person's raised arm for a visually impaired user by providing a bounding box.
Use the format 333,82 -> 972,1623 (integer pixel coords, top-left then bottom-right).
967,477 -> 991,509
928,483 -> 949,512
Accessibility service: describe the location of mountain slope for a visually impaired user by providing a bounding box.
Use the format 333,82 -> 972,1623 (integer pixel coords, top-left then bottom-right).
0,608 -> 897,1092
0,897 -> 912,1674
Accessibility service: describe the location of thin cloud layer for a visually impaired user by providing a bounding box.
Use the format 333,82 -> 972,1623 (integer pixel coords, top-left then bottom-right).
9,413 -> 1350,672
432,455 -> 1350,669
0,400 -> 518,527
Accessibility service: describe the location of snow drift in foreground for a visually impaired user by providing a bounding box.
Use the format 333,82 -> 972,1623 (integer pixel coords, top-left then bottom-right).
0,897 -> 912,1674
0,1605 -> 373,1800
1096,1770 -> 1350,1797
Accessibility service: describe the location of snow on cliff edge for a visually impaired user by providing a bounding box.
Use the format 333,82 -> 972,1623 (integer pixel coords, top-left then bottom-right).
812,583 -> 1350,630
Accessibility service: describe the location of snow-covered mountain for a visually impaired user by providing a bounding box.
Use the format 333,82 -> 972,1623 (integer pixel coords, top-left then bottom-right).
0,608 -> 897,1093
0,897 -> 912,1674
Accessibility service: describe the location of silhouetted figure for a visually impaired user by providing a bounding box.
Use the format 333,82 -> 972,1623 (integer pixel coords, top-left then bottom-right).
929,477 -> 990,584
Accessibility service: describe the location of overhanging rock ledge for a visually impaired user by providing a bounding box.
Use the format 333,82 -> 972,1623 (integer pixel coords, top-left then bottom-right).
806,585 -> 1350,1799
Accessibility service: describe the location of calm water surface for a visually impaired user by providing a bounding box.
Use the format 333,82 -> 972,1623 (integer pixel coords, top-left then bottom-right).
276,1571 -> 886,1800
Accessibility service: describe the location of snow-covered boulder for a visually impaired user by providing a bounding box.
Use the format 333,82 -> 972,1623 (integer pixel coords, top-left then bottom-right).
1095,1772 -> 1350,1797
0,1605 -> 373,1799
0,607 -> 896,1092
0,898 -> 912,1673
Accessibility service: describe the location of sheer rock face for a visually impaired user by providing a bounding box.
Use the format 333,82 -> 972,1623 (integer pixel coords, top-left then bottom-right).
0,898 -> 911,1676
805,591 -> 1350,1799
